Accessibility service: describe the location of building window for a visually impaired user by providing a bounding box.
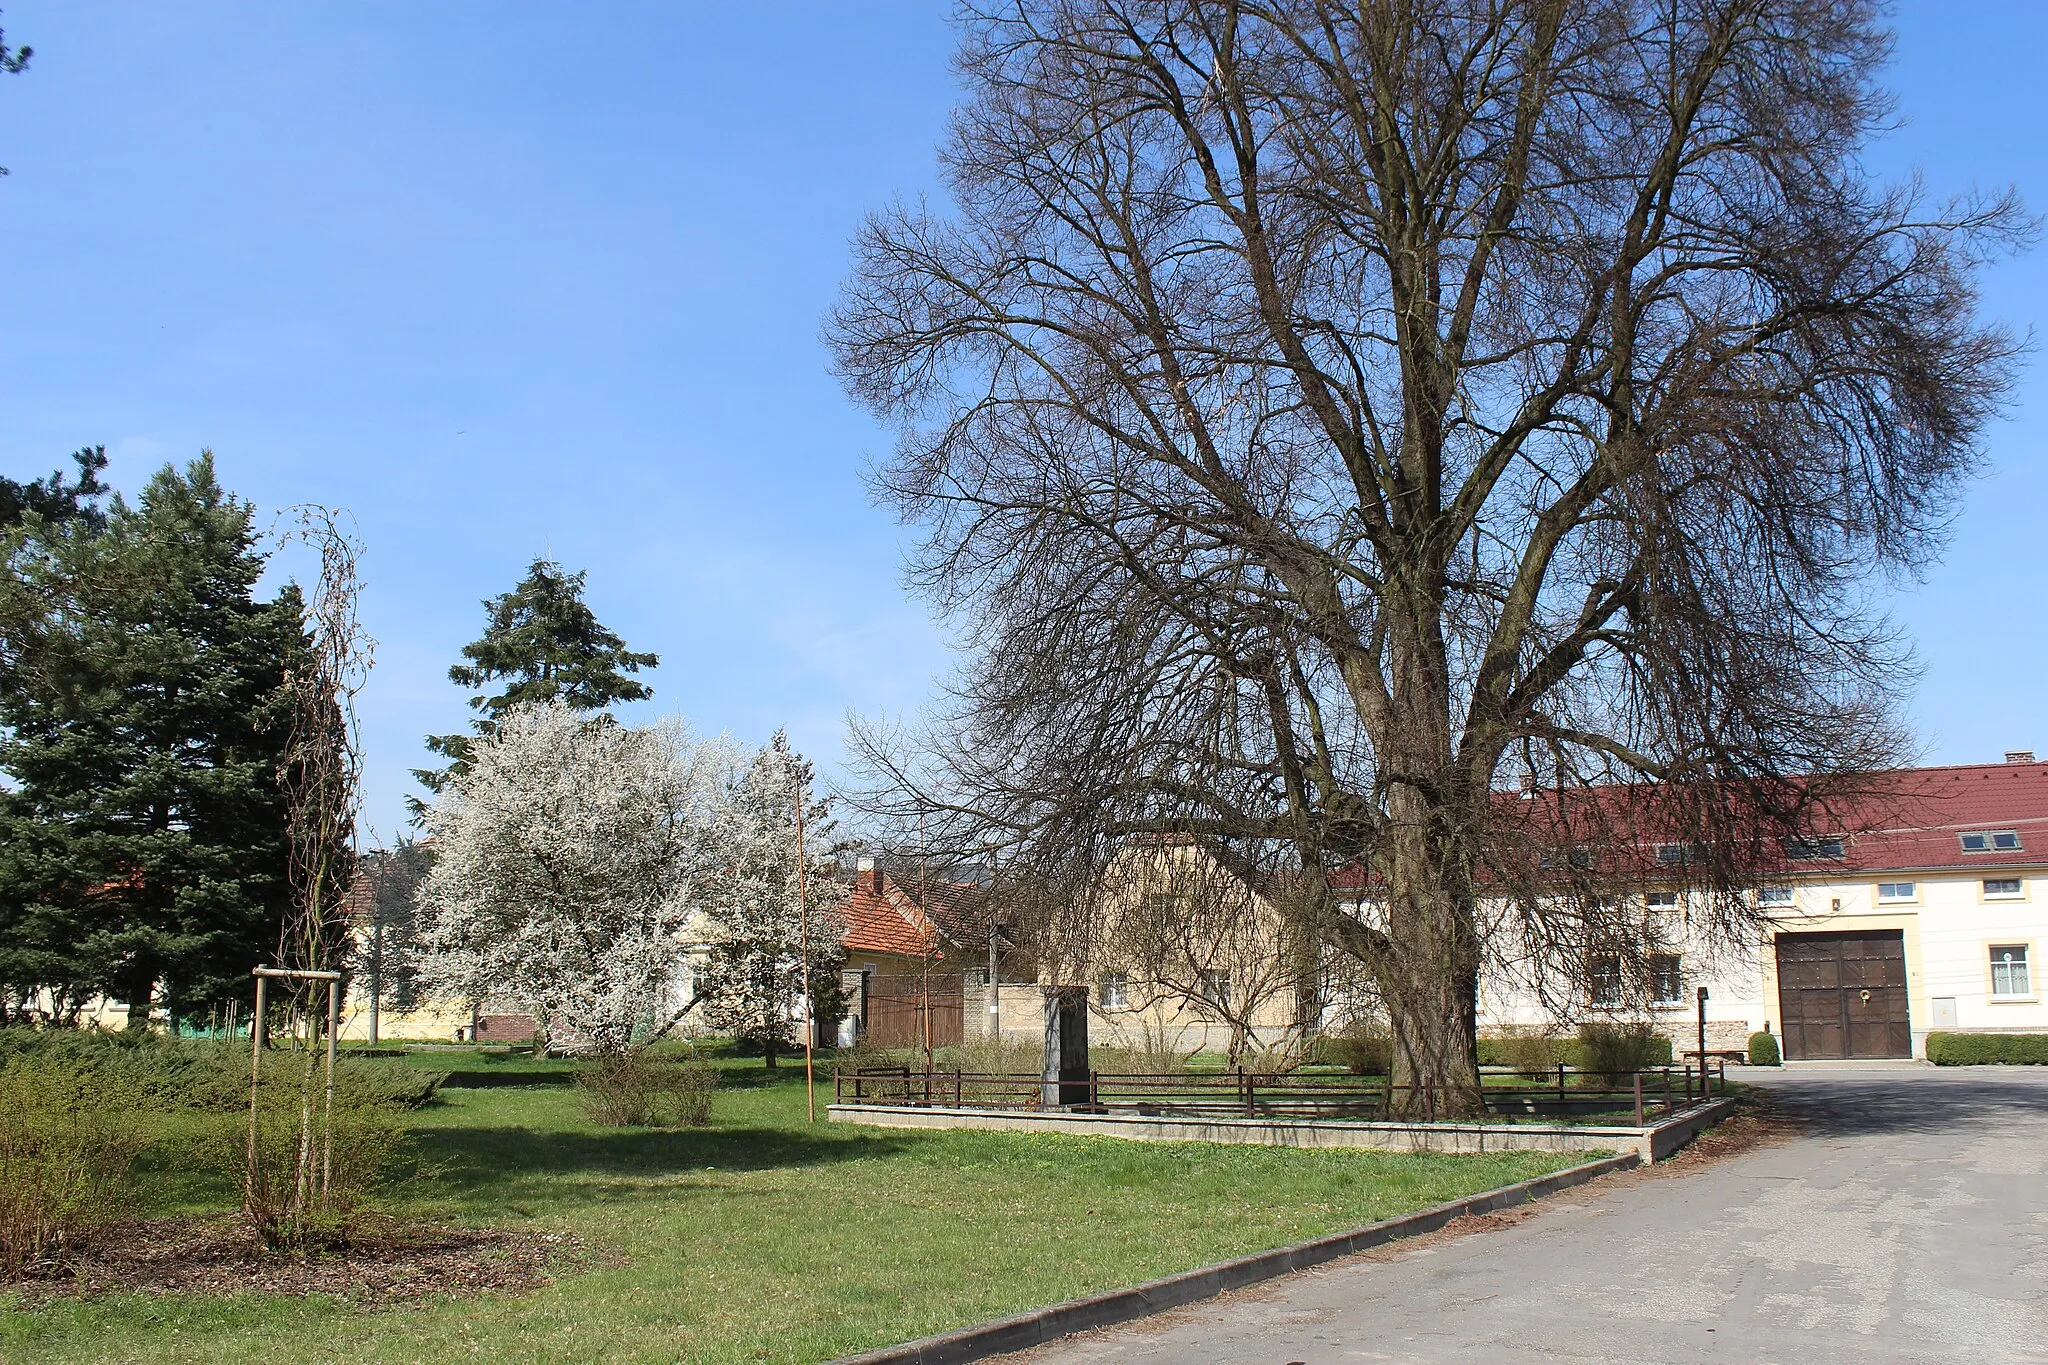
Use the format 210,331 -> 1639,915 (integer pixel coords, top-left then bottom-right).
1784,836 -> 1844,861
1650,954 -> 1685,1006
1876,882 -> 1916,904
1990,946 -> 2031,999
1984,878 -> 2024,899
1096,973 -> 1129,1009
1587,955 -> 1625,1008
1757,885 -> 1795,906
1655,843 -> 1704,865
1960,830 -> 2023,854
1197,969 -> 1231,1011
1645,891 -> 1679,908
1540,846 -> 1592,870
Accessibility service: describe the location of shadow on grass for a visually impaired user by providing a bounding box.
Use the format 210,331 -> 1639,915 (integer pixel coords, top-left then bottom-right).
412,1122 -> 910,1194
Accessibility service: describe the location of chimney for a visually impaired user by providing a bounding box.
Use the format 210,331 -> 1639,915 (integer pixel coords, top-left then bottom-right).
2007,750 -> 2036,765
855,855 -> 883,894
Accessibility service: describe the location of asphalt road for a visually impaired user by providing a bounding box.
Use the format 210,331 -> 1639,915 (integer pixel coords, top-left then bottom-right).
1014,1066 -> 2048,1365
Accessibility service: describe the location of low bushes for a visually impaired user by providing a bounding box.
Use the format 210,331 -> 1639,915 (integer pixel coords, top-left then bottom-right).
0,1054 -> 150,1275
232,1055 -> 414,1247
1747,1031 -> 1781,1066
578,1050 -> 719,1126
1473,1028 -> 1674,1073
1322,1025 -> 1391,1076
1926,1032 -> 2048,1066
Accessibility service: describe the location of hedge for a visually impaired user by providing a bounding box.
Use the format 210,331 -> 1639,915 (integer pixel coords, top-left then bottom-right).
1747,1031 -> 1781,1066
1473,1031 -> 1674,1071
1925,1032 -> 2048,1066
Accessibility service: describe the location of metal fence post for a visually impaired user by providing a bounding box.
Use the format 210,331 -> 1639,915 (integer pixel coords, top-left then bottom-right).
1557,1062 -> 1566,1110
1632,1072 -> 1644,1127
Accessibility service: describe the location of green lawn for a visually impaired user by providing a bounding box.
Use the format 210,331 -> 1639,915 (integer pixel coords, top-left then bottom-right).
2,1052 -> 1588,1364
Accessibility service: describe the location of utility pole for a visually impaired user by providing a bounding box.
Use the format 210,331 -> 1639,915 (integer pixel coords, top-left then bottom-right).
796,772 -> 815,1124
920,812 -> 934,1072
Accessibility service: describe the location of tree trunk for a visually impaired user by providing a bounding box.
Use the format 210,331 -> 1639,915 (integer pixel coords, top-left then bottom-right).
124,971 -> 155,1032
763,1034 -> 779,1069
1378,780 -> 1487,1119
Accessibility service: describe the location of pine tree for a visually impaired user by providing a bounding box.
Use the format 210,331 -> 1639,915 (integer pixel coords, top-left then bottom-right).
413,559 -> 656,809
0,453 -> 308,1026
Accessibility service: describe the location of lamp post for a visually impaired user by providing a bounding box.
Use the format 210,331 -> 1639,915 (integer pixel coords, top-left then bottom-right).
1696,985 -> 1710,1094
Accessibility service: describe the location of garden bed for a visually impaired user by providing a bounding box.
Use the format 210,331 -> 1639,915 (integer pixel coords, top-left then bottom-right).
2,1215 -> 585,1308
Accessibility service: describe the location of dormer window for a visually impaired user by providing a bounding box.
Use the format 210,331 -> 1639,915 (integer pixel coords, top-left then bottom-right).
1655,843 -> 1704,865
1784,836 -> 1844,861
1540,847 -> 1592,870
1959,830 -> 2023,854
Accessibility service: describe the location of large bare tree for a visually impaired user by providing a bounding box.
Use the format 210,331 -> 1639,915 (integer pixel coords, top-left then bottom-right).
831,0 -> 2025,1116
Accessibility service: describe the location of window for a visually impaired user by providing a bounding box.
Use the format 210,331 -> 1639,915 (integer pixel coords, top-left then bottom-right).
1876,882 -> 1916,904
1784,836 -> 1845,861
1645,891 -> 1680,908
1960,830 -> 2024,854
1984,878 -> 2024,899
1757,886 -> 1795,907
1990,945 -> 2032,999
1587,955 -> 1625,1008
1650,955 -> 1685,1006
1197,969 -> 1231,1010
1096,973 -> 1129,1009
1655,843 -> 1704,865
1540,846 -> 1593,870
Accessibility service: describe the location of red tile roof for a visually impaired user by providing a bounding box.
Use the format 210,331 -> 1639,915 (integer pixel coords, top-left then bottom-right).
1809,760 -> 2048,873
1316,759 -> 2048,889
841,874 -> 942,958
839,867 -> 999,959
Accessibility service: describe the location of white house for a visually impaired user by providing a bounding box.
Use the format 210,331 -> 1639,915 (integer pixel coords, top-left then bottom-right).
1478,754 -> 2047,1060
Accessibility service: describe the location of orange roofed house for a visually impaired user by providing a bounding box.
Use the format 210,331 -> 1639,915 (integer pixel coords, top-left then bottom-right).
837,859 -> 1027,1049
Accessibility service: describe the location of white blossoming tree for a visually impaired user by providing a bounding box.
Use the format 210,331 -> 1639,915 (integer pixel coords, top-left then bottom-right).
698,732 -> 847,1067
417,701 -> 732,1056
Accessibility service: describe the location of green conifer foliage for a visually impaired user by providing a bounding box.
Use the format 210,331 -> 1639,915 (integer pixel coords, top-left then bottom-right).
0,454 -> 309,1027
413,559 -> 656,806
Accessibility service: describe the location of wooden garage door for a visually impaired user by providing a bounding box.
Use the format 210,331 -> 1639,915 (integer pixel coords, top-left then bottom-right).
1775,931 -> 1911,1059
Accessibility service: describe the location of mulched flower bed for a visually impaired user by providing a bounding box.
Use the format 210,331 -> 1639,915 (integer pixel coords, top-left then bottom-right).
3,1215 -> 591,1308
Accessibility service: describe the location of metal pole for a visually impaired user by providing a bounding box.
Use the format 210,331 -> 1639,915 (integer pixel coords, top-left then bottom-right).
322,978 -> 338,1197
246,972 -> 267,1212
368,914 -> 382,1046
1632,1072 -> 1644,1127
795,772 -> 815,1124
1696,985 -> 1710,1081
987,884 -> 1001,1043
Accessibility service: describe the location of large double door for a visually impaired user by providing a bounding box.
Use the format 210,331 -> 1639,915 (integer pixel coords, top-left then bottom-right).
1774,930 -> 1911,1059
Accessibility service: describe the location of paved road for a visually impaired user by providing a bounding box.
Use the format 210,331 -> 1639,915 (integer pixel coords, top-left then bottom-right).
1016,1067 -> 2048,1364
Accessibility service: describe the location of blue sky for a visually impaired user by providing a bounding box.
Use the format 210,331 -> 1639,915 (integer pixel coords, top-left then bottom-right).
1,2 -> 2042,843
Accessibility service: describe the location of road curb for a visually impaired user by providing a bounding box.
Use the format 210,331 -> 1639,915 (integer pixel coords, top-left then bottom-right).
828,1150 -> 1641,1365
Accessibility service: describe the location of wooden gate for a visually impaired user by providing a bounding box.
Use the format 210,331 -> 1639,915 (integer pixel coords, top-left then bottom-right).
863,974 -> 964,1049
1774,930 -> 1911,1059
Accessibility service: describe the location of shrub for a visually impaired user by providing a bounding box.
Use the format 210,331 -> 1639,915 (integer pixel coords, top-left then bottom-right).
1496,1028 -> 1563,1080
225,1049 -> 412,1249
1747,1031 -> 1782,1066
1576,1021 -> 1665,1082
0,1029 -> 440,1113
0,1056 -> 150,1276
1926,1032 -> 2048,1066
578,1050 -> 720,1126
1327,1026 -> 1392,1076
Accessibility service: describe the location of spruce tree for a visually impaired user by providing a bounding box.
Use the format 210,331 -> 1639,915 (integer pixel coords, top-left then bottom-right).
0,454 -> 307,1026
413,559 -> 656,807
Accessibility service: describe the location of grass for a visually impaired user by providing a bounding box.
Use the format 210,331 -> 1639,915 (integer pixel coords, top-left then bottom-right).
1,1048 -> 1588,1364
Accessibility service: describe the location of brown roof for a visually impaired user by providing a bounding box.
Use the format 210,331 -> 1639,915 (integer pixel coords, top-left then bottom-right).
1317,758 -> 2048,889
839,867 -> 996,959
